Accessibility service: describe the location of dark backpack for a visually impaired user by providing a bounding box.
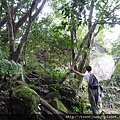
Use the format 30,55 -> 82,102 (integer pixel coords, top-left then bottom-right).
88,74 -> 99,89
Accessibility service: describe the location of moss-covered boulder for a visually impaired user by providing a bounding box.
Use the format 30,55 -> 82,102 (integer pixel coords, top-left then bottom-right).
49,84 -> 76,98
50,97 -> 68,113
11,85 -> 40,114
45,90 -> 61,99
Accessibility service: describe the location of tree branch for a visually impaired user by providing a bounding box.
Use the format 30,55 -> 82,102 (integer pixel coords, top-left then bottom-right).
40,97 -> 64,120
14,0 -> 43,34
2,0 -> 15,59
13,0 -> 46,62
14,10 -> 31,34
96,21 -> 120,25
91,26 -> 101,46
88,0 -> 94,30
31,0 -> 47,21
13,20 -> 32,62
88,0 -> 95,48
58,23 -> 97,84
73,23 -> 97,65
0,3 -> 21,27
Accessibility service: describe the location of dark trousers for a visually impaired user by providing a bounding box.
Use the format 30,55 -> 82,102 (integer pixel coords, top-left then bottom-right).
88,87 -> 98,115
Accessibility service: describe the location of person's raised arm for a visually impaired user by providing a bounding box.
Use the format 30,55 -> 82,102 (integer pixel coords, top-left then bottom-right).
70,66 -> 84,77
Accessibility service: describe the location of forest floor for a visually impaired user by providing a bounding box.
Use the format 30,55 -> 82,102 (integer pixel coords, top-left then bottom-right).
0,74 -> 120,116
102,80 -> 120,114
103,107 -> 120,114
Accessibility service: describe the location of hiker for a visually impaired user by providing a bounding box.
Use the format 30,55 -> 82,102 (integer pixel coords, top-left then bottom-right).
70,65 -> 103,115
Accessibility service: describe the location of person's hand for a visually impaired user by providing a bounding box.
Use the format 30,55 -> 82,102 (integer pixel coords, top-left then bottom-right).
70,66 -> 74,72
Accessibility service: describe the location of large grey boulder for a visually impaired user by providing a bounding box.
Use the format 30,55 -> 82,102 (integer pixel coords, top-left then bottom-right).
90,45 -> 115,82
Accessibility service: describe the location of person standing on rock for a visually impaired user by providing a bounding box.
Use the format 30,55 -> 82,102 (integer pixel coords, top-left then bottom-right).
70,65 -> 103,115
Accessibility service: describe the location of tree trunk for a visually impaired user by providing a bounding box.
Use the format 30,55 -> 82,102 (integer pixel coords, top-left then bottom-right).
77,0 -> 95,87
2,0 -> 15,60
58,24 -> 97,84
13,0 -> 47,62
1,0 -> 46,62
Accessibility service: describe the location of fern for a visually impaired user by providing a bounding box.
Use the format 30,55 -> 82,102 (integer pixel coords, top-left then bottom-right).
0,47 -> 7,59
0,59 -> 25,82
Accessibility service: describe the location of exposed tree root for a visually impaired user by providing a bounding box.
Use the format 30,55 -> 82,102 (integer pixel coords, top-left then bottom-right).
40,97 -> 64,120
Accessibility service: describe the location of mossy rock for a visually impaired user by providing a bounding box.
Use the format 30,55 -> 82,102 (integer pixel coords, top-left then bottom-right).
12,85 -> 40,114
45,90 -> 61,99
49,84 -> 76,98
28,84 -> 40,93
50,97 -> 68,113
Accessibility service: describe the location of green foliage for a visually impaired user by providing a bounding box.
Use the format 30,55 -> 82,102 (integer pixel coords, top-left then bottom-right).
110,38 -> 120,75
59,0 -> 120,28
0,31 -> 9,52
25,17 -> 71,84
111,39 -> 120,55
58,0 -> 88,33
72,106 -> 80,112
48,69 -> 66,82
95,28 -> 106,45
107,93 -> 115,98
1,0 -> 120,115
102,73 -> 120,114
0,59 -> 24,82
0,47 -> 7,58
0,101 -> 5,106
114,62 -> 120,74
112,73 -> 120,86
72,102 -> 84,113
71,97 -> 91,114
